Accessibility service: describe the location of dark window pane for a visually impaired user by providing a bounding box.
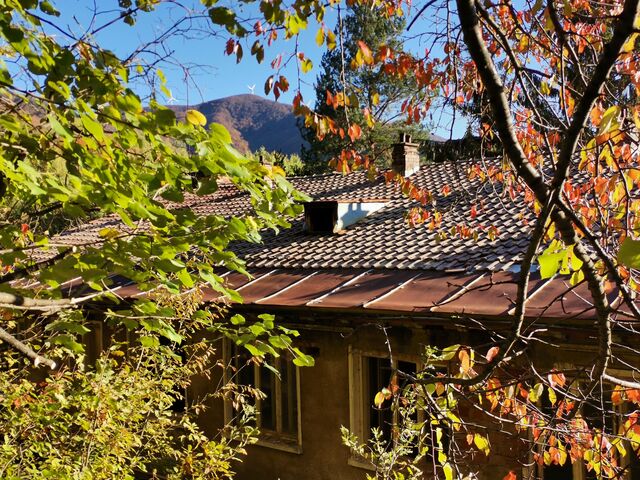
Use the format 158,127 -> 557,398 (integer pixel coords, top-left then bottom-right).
260,365 -> 276,431
280,359 -> 298,436
544,463 -> 573,480
630,444 -> 640,479
368,357 -> 393,446
234,349 -> 255,389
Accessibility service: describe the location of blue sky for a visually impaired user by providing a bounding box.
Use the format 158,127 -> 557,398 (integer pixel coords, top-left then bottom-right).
52,1 -> 465,138
56,1 -> 325,104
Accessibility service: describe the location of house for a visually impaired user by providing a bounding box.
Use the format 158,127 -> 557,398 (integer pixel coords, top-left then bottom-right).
190,136 -> 636,480
52,135 -> 638,479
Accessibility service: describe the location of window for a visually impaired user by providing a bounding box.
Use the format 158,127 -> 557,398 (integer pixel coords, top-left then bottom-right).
348,348 -> 425,465
525,373 -> 640,480
582,393 -> 640,480
224,342 -> 302,453
365,356 -> 417,447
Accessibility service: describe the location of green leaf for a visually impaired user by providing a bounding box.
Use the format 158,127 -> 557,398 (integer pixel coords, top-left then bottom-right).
51,334 -> 84,353
570,269 -> 585,285
538,251 -> 565,278
139,335 -> 160,348
618,237 -> 640,268
292,348 -> 314,366
438,344 -> 460,361
45,321 -> 90,335
209,7 -> 236,28
80,114 -> 105,141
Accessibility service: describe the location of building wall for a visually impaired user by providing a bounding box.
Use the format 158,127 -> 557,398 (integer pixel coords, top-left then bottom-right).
189,311 -> 630,480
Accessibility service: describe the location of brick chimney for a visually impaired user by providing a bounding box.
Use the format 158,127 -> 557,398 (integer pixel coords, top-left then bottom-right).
391,132 -> 420,177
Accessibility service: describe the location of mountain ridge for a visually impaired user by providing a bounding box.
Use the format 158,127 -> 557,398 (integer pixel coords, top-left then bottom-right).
168,94 -> 304,155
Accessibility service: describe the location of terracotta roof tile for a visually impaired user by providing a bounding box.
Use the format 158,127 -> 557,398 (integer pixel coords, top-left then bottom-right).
42,159 -> 531,274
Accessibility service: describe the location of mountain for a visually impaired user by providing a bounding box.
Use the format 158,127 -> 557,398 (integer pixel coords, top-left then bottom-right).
169,94 -> 304,155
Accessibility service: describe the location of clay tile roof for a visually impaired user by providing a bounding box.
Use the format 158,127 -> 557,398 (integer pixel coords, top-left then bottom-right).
236,159 -> 531,273
40,158 -> 531,274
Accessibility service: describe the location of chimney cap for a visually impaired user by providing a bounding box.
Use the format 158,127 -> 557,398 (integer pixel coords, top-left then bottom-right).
396,132 -> 418,146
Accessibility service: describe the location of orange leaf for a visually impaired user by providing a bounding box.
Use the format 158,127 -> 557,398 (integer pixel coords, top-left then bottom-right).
357,40 -> 374,64
548,370 -> 566,388
612,385 -> 624,406
503,471 -> 517,480
348,123 -> 362,142
486,346 -> 500,362
459,349 -> 471,374
627,388 -> 640,404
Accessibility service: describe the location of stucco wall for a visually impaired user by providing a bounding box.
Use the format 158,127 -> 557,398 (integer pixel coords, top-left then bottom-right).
188,312 -> 627,480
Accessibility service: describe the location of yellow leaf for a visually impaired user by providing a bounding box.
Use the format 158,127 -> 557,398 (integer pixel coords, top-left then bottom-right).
622,33 -> 638,52
374,391 -> 385,408
558,440 -> 568,465
633,109 -> 640,130
185,109 -> 207,127
540,81 -> 551,95
300,57 -> 313,73
99,227 -> 120,240
598,105 -> 620,135
474,433 -> 491,455
443,462 -> 453,480
618,237 -> 640,269
315,27 -> 325,47
326,30 -> 337,50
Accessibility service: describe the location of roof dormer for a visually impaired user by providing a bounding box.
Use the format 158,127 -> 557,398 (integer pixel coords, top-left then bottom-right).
303,199 -> 388,234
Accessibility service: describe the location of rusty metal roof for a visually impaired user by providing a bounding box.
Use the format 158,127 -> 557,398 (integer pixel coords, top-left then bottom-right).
195,268 -> 627,322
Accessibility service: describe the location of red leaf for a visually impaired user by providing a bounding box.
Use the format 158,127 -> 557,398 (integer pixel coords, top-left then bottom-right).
21,223 -> 29,234
225,39 -> 235,55
503,471 -> 517,480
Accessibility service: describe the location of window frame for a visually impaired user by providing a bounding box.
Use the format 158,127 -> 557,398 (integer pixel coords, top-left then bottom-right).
223,340 -> 303,454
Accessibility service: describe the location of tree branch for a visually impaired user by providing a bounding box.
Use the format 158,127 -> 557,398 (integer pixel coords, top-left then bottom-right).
0,292 -> 71,312
0,326 -> 56,369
